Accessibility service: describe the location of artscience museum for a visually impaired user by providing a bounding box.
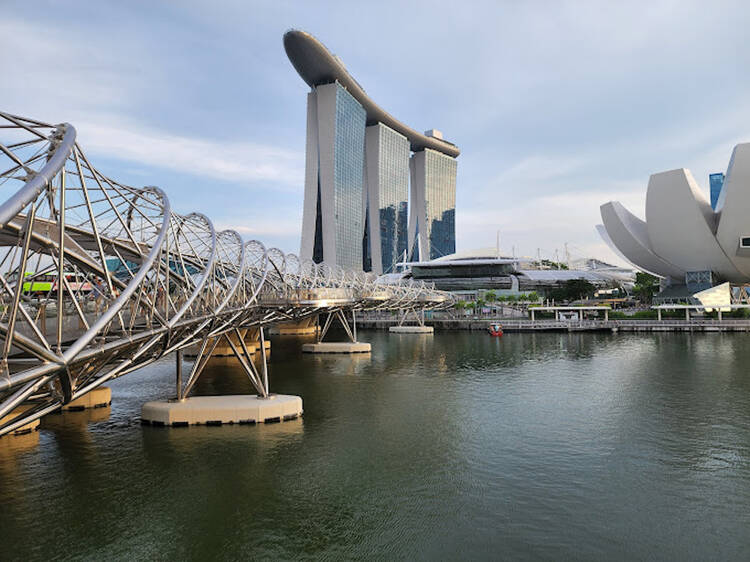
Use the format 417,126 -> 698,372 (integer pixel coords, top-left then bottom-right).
598,143 -> 750,302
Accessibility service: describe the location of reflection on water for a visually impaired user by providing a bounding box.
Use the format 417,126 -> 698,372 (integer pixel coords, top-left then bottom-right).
142,416 -> 304,455
41,406 -> 111,431
0,331 -> 749,560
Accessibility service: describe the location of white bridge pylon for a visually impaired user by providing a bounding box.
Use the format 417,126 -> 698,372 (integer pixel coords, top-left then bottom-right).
0,112 -> 454,436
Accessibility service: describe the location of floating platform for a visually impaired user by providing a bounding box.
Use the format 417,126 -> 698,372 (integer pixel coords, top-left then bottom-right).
141,394 -> 303,426
268,325 -> 319,336
0,407 -> 40,436
301,342 -> 371,354
389,326 -> 434,334
62,387 -> 111,411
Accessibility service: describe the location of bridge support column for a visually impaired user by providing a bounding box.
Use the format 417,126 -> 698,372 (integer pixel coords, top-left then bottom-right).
61,387 -> 111,411
145,328 -> 303,427
184,329 -> 269,358
0,407 -> 40,437
244,327 -> 270,353
389,307 -> 433,334
302,310 -> 371,353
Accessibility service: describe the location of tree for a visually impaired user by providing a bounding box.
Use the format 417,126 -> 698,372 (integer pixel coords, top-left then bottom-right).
475,298 -> 486,316
453,300 -> 467,316
549,279 -> 596,302
633,272 -> 659,304
483,291 -> 497,316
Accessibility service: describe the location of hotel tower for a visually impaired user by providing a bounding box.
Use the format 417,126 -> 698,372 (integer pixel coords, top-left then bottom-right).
284,30 -> 460,273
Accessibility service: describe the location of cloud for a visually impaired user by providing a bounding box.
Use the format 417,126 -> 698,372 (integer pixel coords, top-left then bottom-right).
0,16 -> 154,117
212,214 -> 303,253
457,185 -> 646,267
0,14 -> 303,190
214,215 -> 302,238
4,1 -> 750,264
75,117 -> 304,188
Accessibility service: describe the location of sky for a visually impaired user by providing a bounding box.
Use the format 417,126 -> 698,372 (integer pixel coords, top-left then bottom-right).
3,0 -> 750,266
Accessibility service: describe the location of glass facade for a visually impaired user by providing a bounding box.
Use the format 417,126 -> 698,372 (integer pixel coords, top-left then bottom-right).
332,83 -> 366,269
710,173 -> 724,211
423,149 -> 457,259
303,81 -> 457,272
374,124 -> 410,273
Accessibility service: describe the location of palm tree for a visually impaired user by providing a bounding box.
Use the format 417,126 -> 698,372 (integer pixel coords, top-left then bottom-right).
453,300 -> 467,317
475,298 -> 486,316
484,290 -> 497,316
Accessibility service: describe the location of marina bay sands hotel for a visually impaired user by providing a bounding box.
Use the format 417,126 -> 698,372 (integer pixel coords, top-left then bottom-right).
284,30 -> 460,273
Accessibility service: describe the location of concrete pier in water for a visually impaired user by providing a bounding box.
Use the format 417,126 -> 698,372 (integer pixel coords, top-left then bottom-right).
141,394 -> 303,426
0,407 -> 40,436
389,326 -> 434,334
302,342 -> 371,353
62,387 -> 111,411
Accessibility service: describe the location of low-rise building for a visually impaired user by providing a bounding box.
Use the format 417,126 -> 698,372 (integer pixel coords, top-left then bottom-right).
393,247 -> 633,298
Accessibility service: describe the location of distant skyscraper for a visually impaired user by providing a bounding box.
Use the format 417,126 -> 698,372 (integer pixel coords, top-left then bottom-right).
300,82 -> 366,270
408,147 -> 458,260
365,123 -> 410,274
710,172 -> 725,210
285,30 -> 459,271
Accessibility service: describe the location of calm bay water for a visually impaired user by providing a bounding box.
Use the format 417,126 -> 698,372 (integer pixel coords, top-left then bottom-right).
1,331 -> 749,560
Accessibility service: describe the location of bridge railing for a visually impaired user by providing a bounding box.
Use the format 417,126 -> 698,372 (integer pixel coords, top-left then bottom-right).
0,111 -> 454,436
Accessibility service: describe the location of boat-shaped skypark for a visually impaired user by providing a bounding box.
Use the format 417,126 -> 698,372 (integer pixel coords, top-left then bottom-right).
284,30 -> 459,274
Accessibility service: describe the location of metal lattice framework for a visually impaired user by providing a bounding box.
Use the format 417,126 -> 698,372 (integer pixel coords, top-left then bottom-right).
0,112 -> 453,436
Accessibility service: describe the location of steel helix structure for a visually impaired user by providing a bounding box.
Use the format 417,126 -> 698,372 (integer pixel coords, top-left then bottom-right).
0,112 -> 453,436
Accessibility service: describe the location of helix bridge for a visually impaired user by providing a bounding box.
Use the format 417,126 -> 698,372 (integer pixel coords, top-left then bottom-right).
0,111 -> 454,437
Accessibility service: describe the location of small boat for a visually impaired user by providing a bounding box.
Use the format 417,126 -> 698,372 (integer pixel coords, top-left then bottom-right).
488,323 -> 503,337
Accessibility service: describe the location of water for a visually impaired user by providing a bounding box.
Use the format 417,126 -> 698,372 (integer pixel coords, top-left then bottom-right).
1,331 -> 749,560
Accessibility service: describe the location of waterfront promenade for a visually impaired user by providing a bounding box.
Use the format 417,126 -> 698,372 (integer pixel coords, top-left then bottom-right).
359,315 -> 750,332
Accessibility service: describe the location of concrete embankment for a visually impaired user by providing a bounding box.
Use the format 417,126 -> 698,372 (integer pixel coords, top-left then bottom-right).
358,318 -> 750,333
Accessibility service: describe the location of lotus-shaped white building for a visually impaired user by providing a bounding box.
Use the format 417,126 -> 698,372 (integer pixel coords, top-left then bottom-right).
598,143 -> 750,288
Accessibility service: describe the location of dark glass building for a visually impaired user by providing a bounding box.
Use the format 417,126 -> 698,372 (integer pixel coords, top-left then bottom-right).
365,123 -> 410,274
408,148 -> 458,260
710,172 -> 725,211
